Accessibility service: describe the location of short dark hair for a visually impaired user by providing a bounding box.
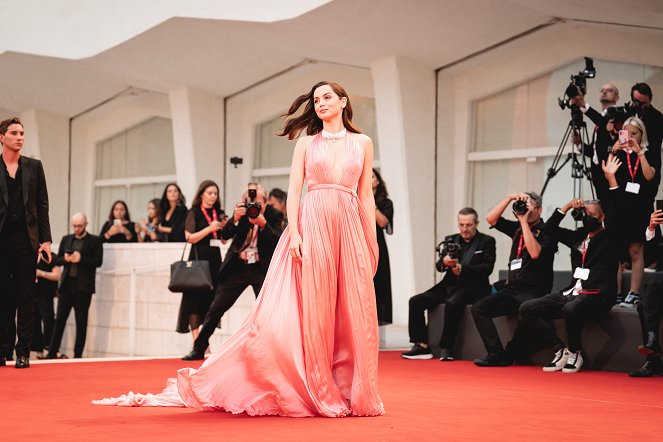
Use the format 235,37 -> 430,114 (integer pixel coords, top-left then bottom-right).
458,207 -> 479,222
631,82 -> 653,101
268,188 -> 287,203
0,117 -> 23,135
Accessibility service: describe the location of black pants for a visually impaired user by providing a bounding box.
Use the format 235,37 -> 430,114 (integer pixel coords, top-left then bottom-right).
193,263 -> 265,353
31,291 -> 55,352
49,279 -> 93,358
0,231 -> 37,359
517,292 -> 611,353
408,280 -> 487,350
471,287 -> 543,357
638,283 -> 663,362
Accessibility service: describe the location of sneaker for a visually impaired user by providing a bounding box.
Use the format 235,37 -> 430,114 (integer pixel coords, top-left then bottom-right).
562,350 -> 583,373
543,348 -> 570,372
473,353 -> 512,367
439,348 -> 454,361
615,292 -> 626,304
619,291 -> 639,308
401,344 -> 433,360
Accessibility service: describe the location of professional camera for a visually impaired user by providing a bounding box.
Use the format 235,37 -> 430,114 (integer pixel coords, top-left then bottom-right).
570,207 -> 585,221
244,188 -> 261,219
437,239 -> 461,260
512,200 -> 529,215
557,57 -> 596,110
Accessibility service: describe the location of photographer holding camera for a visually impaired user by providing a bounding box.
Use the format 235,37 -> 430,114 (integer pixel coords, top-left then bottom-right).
471,192 -> 558,367
401,208 -> 496,361
514,156 -> 622,373
182,182 -> 284,360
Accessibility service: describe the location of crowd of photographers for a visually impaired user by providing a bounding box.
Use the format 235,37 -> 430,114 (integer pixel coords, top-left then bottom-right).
402,80 -> 663,377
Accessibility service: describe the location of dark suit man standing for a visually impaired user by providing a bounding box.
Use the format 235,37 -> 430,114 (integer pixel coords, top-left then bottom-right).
47,213 -> 103,359
182,183 -> 283,360
401,207 -> 496,361
0,117 -> 52,369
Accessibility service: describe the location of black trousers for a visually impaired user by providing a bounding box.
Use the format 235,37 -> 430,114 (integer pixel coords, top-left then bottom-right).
408,280 -> 487,350
638,282 -> 663,362
48,279 -> 93,358
193,263 -> 265,353
470,287 -> 543,357
0,231 -> 37,359
517,292 -> 611,353
31,291 -> 55,352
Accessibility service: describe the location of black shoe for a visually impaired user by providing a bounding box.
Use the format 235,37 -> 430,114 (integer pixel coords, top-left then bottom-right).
181,350 -> 205,361
0,357 -> 5,367
400,344 -> 433,360
439,348 -> 454,361
474,354 -> 512,367
615,292 -> 626,304
15,356 -> 30,369
629,360 -> 663,377
638,332 -> 662,356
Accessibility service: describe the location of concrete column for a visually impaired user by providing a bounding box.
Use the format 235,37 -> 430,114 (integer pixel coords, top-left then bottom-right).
168,87 -> 224,202
371,56 -> 436,344
19,108 -> 70,241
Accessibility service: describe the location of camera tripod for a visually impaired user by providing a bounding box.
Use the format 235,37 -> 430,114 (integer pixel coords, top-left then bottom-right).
540,109 -> 596,199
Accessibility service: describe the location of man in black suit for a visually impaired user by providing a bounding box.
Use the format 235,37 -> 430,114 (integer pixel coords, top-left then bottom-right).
472,191 -> 558,367
515,156 -> 622,373
401,208 -> 496,361
0,117 -> 52,369
182,183 -> 283,360
47,213 -> 103,359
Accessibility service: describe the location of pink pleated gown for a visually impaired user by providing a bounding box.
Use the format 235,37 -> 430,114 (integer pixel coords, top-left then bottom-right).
93,132 -> 384,417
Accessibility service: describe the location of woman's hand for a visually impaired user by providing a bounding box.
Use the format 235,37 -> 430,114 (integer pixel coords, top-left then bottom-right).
289,232 -> 303,262
628,138 -> 643,155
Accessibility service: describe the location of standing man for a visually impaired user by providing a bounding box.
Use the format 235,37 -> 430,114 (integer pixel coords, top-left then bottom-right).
267,188 -> 288,227
0,117 -> 52,369
401,207 -> 496,361
182,183 -> 283,360
471,192 -> 557,367
47,213 -> 103,359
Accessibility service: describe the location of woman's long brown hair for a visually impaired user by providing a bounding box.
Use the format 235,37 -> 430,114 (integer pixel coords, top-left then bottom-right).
277,81 -> 361,140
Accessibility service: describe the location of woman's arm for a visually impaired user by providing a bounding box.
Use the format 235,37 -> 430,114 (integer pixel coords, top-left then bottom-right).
357,136 -> 376,237
286,136 -> 309,261
37,265 -> 61,282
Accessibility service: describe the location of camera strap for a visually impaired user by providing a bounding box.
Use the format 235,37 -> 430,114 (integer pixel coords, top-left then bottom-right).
200,205 -> 219,239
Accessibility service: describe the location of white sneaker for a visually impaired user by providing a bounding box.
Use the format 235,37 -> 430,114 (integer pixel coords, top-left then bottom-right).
543,348 -> 570,372
619,292 -> 639,308
562,350 -> 583,373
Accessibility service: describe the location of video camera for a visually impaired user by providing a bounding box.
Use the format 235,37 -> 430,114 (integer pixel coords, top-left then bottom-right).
244,188 -> 261,219
437,239 -> 461,260
558,57 -> 596,111
605,101 -> 642,128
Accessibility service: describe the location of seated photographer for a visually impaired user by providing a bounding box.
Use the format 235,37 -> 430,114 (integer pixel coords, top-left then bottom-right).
182,182 -> 284,360
630,208 -> 663,377
401,208 -> 496,361
514,156 -> 621,374
471,192 -> 557,367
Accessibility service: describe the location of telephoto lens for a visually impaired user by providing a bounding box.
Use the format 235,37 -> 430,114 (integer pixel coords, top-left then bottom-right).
512,200 -> 528,215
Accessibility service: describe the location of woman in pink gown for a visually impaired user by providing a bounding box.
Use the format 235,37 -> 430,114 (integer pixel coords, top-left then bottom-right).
93,81 -> 384,417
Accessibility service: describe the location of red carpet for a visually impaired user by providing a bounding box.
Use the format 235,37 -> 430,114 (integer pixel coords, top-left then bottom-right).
2,351 -> 662,441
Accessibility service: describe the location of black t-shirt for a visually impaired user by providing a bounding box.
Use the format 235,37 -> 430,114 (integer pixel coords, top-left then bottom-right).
1,159 -> 26,233
494,217 -> 557,293
36,258 -> 57,297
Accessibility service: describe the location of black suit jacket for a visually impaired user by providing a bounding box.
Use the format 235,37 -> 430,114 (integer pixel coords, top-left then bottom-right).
0,155 -> 52,250
217,204 -> 284,280
55,233 -> 104,293
436,231 -> 496,296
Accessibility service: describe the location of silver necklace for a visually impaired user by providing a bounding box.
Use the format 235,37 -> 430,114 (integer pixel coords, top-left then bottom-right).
321,128 -> 347,140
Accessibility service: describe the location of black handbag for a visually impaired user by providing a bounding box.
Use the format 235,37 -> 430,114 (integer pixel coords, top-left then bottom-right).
168,243 -> 214,293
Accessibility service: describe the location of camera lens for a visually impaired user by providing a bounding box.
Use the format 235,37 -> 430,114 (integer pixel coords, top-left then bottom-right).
512,200 -> 528,215
570,208 -> 584,221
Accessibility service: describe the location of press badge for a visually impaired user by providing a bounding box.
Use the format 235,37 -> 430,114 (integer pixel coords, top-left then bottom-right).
510,259 -> 522,270
625,182 -> 640,194
573,267 -> 590,280
246,247 -> 258,264
210,239 -> 222,248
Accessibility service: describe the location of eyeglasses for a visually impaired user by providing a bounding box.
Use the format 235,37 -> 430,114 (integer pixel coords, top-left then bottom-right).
72,224 -> 85,228
600,88 -> 616,93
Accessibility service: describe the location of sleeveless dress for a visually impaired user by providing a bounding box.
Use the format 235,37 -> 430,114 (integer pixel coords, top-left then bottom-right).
93,132 -> 384,417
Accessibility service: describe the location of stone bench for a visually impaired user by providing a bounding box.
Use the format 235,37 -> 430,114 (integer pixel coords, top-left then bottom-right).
427,270 -> 663,373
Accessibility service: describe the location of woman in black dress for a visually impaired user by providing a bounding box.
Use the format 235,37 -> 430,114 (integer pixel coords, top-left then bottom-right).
100,200 -> 138,243
611,116 -> 659,307
372,168 -> 393,325
158,183 -> 187,242
176,180 -> 227,345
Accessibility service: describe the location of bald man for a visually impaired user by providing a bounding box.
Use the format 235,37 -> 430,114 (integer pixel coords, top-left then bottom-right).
47,213 -> 103,359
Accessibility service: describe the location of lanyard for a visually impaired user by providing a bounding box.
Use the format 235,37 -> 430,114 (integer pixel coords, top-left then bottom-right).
625,151 -> 640,182
516,234 -> 525,258
581,230 -> 603,267
200,205 -> 218,239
